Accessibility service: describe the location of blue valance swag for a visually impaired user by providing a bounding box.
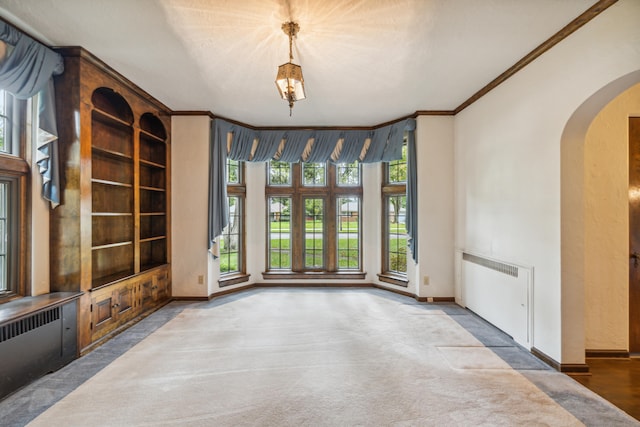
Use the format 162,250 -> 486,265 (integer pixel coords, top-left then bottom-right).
0,20 -> 64,207
209,117 -> 418,262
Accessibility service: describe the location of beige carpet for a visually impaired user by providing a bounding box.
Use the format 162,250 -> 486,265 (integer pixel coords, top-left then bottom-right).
28,289 -> 584,426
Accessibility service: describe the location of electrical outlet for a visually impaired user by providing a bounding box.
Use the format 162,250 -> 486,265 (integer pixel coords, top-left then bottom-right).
423,275 -> 430,285
198,275 -> 204,284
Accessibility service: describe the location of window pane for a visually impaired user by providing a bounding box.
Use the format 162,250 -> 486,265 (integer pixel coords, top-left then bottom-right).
337,197 -> 360,270
388,143 -> 407,183
336,161 -> 360,186
304,198 -> 324,268
387,195 -> 407,273
302,163 -> 326,186
0,90 -> 10,154
269,196 -> 291,269
268,161 -> 291,186
226,159 -> 240,184
220,196 -> 241,274
0,92 -> 6,153
0,182 -> 8,292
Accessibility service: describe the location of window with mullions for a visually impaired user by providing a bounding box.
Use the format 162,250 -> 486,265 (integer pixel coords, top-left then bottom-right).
337,161 -> 360,186
220,196 -> 241,274
219,158 -> 246,283
0,90 -> 19,155
388,143 -> 407,183
304,197 -> 324,268
268,160 -> 291,185
266,160 -> 363,277
0,89 -> 27,301
302,162 -> 326,186
268,196 -> 292,269
337,196 -> 360,269
381,140 -> 408,283
385,194 -> 407,273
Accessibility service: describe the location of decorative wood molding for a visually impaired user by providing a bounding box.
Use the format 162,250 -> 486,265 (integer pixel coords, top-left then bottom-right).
182,282 -> 455,306
53,47 -> 172,114
585,349 -> 630,358
262,272 -> 367,281
377,273 -> 409,288
560,364 -> 591,374
432,297 -> 456,302
530,347 -> 591,373
0,292 -> 82,326
171,110 -> 215,119
218,273 -> 251,288
170,296 -> 210,301
414,110 -> 455,117
454,0 -> 619,114
531,347 -> 561,371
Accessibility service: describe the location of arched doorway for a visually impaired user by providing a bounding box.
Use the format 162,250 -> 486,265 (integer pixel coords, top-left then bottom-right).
561,70 -> 640,363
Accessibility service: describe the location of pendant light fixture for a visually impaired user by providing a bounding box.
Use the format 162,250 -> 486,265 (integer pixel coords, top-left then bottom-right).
275,21 -> 306,116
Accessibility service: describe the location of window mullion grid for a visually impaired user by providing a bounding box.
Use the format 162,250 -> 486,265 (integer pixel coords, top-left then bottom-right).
381,182 -> 406,276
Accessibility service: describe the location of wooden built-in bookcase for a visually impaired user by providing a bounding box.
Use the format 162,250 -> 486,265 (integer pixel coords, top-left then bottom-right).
51,47 -> 171,353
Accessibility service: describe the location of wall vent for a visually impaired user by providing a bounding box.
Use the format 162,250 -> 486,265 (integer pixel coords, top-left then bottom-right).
0,307 -> 61,343
462,252 -> 518,278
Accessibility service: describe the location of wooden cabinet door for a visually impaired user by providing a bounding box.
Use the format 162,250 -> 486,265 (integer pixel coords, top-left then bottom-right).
90,282 -> 137,341
115,283 -> 136,323
155,271 -> 170,301
91,289 -> 116,339
140,278 -> 155,309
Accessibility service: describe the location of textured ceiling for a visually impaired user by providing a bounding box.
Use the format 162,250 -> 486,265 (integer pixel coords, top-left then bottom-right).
0,0 -> 599,126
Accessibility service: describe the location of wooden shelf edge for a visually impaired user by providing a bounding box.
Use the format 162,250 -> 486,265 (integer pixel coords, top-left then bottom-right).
92,145 -> 133,161
140,128 -> 166,143
140,236 -> 166,243
92,107 -> 133,127
140,158 -> 166,169
92,241 -> 133,250
140,186 -> 165,192
92,212 -> 134,217
91,178 -> 133,188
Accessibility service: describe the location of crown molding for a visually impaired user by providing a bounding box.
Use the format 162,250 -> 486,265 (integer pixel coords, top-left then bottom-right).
454,0 -> 619,114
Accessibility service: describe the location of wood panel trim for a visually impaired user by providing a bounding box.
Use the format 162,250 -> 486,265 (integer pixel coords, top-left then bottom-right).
80,297 -> 171,355
560,363 -> 591,374
218,273 -> 251,288
531,347 -> 561,371
196,282 -> 455,306
585,349 -> 630,358
377,273 -> 409,287
171,296 -> 211,301
261,272 -> 368,280
414,110 -> 455,117
0,292 -> 82,326
432,297 -> 456,302
531,346 -> 591,373
454,0 -> 619,114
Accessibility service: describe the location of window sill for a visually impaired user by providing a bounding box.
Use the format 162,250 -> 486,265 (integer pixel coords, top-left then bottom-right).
262,271 -> 367,280
218,273 -> 251,288
377,273 -> 409,287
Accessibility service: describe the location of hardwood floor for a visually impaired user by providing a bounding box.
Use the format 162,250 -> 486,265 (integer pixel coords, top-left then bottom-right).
568,358 -> 640,421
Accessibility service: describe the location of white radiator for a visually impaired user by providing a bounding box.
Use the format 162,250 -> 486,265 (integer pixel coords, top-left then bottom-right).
460,252 -> 532,348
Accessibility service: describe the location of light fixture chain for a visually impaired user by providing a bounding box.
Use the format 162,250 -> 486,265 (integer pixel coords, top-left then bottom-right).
289,23 -> 293,62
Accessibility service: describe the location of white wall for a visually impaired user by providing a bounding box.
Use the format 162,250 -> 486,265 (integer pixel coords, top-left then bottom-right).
584,83 -> 640,350
30,102 -> 50,296
454,0 -> 640,363
171,115 -> 211,298
414,115 -> 455,299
